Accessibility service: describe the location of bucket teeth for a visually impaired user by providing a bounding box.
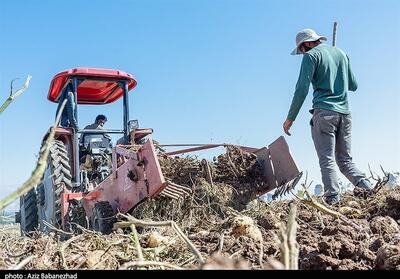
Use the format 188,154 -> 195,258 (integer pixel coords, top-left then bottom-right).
272,172 -> 303,199
160,190 -> 181,200
159,182 -> 192,200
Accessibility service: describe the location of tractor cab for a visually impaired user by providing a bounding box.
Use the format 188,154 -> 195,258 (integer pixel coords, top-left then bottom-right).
48,67 -> 137,135
47,68 -> 145,188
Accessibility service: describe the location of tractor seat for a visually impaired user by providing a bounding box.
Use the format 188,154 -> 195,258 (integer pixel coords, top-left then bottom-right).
81,134 -> 112,153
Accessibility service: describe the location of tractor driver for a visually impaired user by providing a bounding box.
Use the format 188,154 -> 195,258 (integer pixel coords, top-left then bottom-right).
84,114 -> 108,130
80,114 -> 112,145
79,115 -> 113,179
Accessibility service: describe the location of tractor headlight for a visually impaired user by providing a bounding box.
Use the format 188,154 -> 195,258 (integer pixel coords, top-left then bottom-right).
128,120 -> 139,132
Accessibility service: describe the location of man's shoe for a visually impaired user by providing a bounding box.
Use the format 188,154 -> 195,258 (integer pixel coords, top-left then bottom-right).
325,195 -> 340,205
356,179 -> 373,191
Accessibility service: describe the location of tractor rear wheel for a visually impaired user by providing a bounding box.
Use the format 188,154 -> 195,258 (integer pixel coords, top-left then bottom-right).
91,201 -> 115,234
37,140 -> 73,232
19,188 -> 39,235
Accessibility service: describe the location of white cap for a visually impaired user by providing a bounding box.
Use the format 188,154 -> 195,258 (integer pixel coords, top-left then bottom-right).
291,28 -> 327,55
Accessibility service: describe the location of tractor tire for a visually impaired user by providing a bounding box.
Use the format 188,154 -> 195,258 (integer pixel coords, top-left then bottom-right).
19,188 -> 39,235
68,200 -> 88,233
37,140 -> 73,232
15,211 -> 21,224
91,201 -> 115,234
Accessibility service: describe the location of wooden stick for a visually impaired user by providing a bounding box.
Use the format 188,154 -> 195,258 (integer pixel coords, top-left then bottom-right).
333,22 -> 338,46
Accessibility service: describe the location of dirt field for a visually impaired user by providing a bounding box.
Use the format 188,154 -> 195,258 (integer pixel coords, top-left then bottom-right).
1,147 -> 399,270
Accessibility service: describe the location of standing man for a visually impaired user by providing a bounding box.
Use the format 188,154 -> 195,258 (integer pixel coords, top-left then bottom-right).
283,28 -> 372,204
57,82 -> 78,130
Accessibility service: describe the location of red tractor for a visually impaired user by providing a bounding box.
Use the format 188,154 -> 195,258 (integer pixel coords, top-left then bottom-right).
17,68 -> 301,235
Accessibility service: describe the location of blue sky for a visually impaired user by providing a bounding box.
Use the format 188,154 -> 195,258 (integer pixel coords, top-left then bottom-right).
1,0 -> 399,210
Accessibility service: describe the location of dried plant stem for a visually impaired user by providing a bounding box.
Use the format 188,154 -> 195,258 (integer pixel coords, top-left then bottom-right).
277,203 -> 299,270
0,75 -> 32,114
115,214 -> 205,264
59,235 -> 84,269
8,255 -> 37,270
300,190 -> 363,231
130,224 -> 144,261
119,261 -> 182,270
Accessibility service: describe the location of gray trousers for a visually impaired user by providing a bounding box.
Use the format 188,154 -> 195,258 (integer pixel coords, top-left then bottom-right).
311,109 -> 368,197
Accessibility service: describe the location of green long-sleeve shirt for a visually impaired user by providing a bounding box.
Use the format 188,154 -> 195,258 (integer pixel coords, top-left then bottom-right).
287,43 -> 358,121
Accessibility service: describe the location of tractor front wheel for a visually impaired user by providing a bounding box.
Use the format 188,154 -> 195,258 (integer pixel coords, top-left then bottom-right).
91,201 -> 115,234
